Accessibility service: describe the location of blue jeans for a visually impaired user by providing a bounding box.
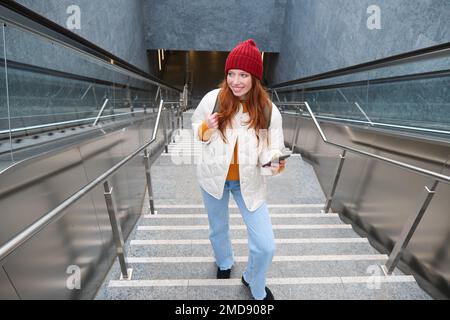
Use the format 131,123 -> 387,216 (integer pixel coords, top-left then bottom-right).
200,180 -> 275,300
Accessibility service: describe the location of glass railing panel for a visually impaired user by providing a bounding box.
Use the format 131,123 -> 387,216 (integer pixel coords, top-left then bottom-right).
7,69 -> 86,130
2,22 -> 119,134
276,84 -> 372,125
0,18 -> 178,164
304,85 -> 370,122
278,74 -> 450,138
0,23 -> 13,165
273,50 -> 450,139
136,88 -> 153,110
365,75 -> 450,134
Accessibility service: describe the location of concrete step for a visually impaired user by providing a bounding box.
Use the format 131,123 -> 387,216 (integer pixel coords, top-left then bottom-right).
148,204 -> 326,214
137,224 -> 352,231
133,225 -> 358,240
128,238 -> 378,257
97,280 -> 431,300
96,258 -> 430,300
118,256 -> 391,280
139,213 -> 343,226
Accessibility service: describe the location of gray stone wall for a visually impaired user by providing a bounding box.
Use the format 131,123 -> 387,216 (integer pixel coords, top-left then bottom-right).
15,0 -> 149,73
9,0 -> 450,84
269,0 -> 450,84
268,0 -> 450,130
143,0 -> 287,52
1,0 -> 163,131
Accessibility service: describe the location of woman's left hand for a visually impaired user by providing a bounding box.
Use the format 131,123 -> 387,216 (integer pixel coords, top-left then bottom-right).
270,159 -> 286,175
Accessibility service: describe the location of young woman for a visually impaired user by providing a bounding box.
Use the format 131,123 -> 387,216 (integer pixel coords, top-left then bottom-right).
191,39 -> 286,300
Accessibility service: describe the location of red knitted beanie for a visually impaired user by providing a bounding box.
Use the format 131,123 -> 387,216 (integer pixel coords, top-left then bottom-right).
225,39 -> 263,80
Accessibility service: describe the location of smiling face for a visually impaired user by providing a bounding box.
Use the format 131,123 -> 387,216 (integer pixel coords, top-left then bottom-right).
226,69 -> 252,99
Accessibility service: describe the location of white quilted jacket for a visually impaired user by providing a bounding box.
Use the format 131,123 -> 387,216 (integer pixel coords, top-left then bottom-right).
191,88 -> 286,211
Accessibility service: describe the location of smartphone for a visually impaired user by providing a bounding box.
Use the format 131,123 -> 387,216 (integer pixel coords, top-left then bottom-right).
262,154 -> 291,168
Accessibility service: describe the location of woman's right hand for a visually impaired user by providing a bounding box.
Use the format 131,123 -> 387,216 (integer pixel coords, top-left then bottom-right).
206,113 -> 220,129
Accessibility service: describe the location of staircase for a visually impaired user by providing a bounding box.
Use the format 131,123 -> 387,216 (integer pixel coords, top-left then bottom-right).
95,122 -> 431,300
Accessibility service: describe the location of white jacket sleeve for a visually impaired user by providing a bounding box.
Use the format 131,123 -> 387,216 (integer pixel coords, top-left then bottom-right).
191,90 -> 219,144
259,103 -> 286,176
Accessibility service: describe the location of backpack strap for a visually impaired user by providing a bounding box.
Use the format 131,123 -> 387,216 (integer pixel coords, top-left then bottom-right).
212,95 -> 220,114
263,102 -> 272,129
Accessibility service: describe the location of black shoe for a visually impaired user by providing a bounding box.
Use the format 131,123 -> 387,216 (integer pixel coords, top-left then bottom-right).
241,276 -> 249,287
263,287 -> 275,300
242,276 -> 274,300
217,267 -> 231,279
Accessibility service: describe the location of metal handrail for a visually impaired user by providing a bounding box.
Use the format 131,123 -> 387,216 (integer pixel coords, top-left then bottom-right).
278,108 -> 450,137
282,101 -> 450,184
0,1 -> 182,279
353,102 -> 373,126
93,98 -> 109,126
277,100 -> 449,275
80,84 -> 92,100
163,101 -> 182,104
0,99 -> 165,262
155,86 -> 161,102
312,114 -> 450,137
280,101 -> 450,134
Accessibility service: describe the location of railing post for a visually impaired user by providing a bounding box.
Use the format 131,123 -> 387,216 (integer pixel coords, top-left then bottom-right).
178,107 -> 182,134
273,89 -> 281,103
171,106 -> 176,143
162,107 -> 169,153
103,180 -> 131,280
382,180 -> 439,275
174,108 -> 180,138
154,86 -> 160,103
143,149 -> 156,215
110,103 -> 115,122
290,109 -> 301,153
324,150 -> 347,213
172,106 -> 175,130
181,109 -> 184,130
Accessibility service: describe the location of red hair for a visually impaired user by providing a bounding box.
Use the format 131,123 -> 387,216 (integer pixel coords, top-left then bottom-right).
216,75 -> 271,146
